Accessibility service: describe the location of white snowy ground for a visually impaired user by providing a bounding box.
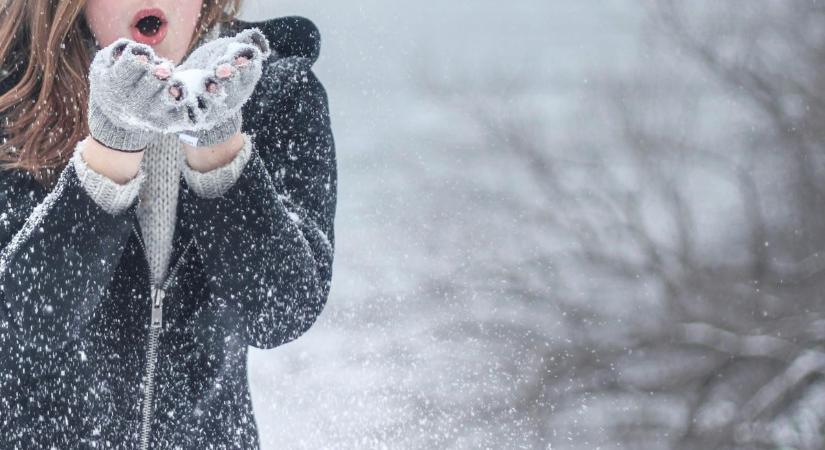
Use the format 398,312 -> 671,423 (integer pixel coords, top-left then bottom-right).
237,1 -> 642,448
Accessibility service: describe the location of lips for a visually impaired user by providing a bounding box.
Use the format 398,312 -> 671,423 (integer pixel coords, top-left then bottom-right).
130,8 -> 168,46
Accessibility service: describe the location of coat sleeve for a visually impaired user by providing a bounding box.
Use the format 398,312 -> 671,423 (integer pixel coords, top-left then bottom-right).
178,54 -> 337,350
0,151 -> 139,351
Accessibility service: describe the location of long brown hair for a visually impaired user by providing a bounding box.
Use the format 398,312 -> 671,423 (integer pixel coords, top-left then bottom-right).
0,0 -> 242,189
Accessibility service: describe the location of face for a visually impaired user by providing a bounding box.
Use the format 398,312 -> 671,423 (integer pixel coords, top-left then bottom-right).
83,0 -> 204,63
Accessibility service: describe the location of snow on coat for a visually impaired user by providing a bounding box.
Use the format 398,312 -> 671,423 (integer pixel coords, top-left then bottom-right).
0,16 -> 336,449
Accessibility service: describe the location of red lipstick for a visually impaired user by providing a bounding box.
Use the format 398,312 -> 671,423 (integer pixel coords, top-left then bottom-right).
131,8 -> 168,46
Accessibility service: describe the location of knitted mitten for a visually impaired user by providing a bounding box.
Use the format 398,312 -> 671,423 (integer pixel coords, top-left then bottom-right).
170,28 -> 272,147
87,39 -> 179,152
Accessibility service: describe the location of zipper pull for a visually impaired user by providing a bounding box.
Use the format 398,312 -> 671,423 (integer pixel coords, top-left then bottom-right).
151,287 -> 166,328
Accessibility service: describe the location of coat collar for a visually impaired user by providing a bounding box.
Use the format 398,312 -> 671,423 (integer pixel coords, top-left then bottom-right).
220,16 -> 321,67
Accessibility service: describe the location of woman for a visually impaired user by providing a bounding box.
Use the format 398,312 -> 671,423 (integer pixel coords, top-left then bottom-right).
0,0 -> 336,448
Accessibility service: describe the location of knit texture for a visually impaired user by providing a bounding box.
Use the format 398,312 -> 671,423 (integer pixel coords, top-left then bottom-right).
87,40 -> 173,151
178,132 -> 253,198
71,136 -> 147,215
86,25 -> 268,152
180,111 -> 243,148
172,28 -> 271,144
71,133 -> 253,284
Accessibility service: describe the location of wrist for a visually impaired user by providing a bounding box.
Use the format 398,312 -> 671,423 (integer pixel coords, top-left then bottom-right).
80,136 -> 145,184
182,132 -> 245,173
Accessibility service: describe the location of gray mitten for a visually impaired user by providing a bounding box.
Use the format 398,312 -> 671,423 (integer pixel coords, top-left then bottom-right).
87,39 -> 179,152
169,28 -> 272,147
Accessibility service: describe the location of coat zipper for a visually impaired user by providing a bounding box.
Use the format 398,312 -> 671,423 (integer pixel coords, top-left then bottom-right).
132,221 -> 195,450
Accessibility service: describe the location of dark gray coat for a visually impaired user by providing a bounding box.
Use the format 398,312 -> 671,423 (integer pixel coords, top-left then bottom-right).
0,16 -> 336,449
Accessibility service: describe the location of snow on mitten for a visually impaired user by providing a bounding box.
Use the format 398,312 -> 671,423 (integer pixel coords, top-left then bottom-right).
169,28 -> 272,147
87,39 -> 179,152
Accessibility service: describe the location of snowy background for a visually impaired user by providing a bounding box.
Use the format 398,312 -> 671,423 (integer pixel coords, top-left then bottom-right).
239,1 -> 825,449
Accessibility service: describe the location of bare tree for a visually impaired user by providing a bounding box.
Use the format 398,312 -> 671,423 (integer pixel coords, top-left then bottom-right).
415,1 -> 825,448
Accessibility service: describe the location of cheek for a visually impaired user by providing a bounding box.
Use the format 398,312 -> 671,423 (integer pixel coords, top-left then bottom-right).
182,0 -> 205,26
84,0 -> 125,47
162,0 -> 204,60
168,0 -> 203,32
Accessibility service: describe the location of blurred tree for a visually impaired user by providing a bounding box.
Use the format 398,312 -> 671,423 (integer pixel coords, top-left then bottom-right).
420,1 -> 825,448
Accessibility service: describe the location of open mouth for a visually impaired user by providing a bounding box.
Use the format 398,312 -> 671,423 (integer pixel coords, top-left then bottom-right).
131,8 -> 168,45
